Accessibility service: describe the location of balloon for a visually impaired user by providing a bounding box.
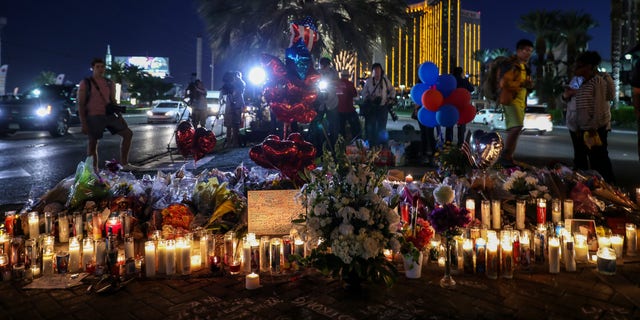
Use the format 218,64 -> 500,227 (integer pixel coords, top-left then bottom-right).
410,83 -> 429,106
436,74 -> 457,97
469,130 -> 504,169
418,62 -> 439,86
457,104 -> 477,125
421,88 -> 444,112
249,145 -> 276,169
261,54 -> 287,80
285,38 -> 311,80
175,120 -> 195,157
417,108 -> 438,128
436,104 -> 459,127
289,17 -> 319,52
249,134 -> 317,184
192,127 -> 216,161
443,88 -> 472,109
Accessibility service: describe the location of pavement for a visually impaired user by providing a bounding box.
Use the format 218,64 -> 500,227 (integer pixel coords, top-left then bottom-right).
2,116 -> 640,319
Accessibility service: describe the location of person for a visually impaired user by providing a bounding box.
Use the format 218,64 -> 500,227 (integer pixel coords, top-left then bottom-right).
563,51 -> 615,183
77,58 -> 136,171
221,71 -> 246,148
312,57 -> 339,149
336,69 -> 361,141
445,66 -> 475,146
498,39 -> 534,167
412,103 -> 437,166
562,75 -> 586,169
188,79 -> 208,128
361,63 -> 396,147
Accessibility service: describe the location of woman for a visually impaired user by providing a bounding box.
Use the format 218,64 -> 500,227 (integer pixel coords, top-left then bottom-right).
562,51 -> 615,183
221,71 -> 245,148
361,63 -> 396,147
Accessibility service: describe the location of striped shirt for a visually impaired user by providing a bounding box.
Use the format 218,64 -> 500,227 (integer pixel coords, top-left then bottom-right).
575,74 -> 614,130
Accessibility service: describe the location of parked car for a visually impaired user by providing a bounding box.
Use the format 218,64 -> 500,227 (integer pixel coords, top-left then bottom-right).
488,105 -> 553,134
146,101 -> 191,123
472,108 -> 500,125
0,84 -> 78,137
206,90 -> 222,117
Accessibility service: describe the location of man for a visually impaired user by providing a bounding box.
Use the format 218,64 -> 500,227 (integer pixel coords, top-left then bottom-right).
189,79 -> 208,128
361,63 -> 396,147
336,69 -> 361,141
312,57 -> 339,149
445,66 -> 475,146
498,39 -> 534,167
77,58 -> 137,171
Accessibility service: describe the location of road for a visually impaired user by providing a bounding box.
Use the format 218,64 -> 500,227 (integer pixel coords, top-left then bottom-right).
0,114 -> 639,206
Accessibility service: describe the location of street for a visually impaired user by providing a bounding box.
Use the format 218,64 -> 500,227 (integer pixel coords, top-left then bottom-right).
0,114 -> 639,206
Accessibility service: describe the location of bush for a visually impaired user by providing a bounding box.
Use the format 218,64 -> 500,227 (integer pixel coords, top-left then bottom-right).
611,105 -> 637,128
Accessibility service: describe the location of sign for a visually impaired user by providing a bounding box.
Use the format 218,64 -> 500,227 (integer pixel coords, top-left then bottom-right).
247,190 -> 304,236
114,56 -> 169,78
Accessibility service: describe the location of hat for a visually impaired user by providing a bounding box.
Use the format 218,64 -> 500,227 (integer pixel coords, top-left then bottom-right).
340,69 -> 350,77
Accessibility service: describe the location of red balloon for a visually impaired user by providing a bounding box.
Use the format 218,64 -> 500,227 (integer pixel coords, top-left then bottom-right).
192,127 -> 216,162
261,54 -> 287,80
443,88 -> 472,109
249,145 -> 276,169
248,134 -> 317,184
457,104 -> 477,125
176,121 -> 195,157
421,88 -> 444,112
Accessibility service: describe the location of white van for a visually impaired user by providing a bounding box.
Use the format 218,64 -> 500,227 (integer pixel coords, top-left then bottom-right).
206,90 -> 223,116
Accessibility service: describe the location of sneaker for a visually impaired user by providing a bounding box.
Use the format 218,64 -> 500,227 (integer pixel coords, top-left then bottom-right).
121,164 -> 144,171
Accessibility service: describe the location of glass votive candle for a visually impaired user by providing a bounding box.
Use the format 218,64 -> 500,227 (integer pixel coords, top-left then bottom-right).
536,198 -> 547,225
610,234 -> 624,260
597,235 -> 611,249
596,247 -> 616,275
563,199 -> 574,220
626,223 -> 637,256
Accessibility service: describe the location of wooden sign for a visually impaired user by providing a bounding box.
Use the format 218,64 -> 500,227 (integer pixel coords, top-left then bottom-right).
247,190 -> 304,236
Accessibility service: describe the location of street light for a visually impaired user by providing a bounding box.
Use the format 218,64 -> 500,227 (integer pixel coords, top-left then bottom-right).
0,17 -> 7,66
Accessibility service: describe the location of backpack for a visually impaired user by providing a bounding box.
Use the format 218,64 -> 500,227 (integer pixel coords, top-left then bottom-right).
481,56 -> 516,102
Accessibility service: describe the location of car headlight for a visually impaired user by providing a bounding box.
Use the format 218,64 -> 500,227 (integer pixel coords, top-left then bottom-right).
36,105 -> 52,117
165,111 -> 175,116
146,110 -> 153,116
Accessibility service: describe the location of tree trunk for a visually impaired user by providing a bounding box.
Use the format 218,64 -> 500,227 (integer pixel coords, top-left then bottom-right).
611,0 -> 623,108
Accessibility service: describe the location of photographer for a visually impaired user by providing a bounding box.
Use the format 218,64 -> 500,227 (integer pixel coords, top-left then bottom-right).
361,63 -> 396,147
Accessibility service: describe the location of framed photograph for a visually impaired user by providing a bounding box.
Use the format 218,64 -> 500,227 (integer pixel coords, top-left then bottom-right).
566,219 -> 598,251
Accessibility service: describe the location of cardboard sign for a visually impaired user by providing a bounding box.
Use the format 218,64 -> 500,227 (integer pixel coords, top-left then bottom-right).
247,190 -> 304,236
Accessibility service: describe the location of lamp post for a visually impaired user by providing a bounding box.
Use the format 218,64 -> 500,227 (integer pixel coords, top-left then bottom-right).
625,53 -> 633,102
0,17 -> 7,66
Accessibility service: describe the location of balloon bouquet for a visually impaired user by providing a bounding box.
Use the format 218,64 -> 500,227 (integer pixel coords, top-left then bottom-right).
175,121 -> 217,163
249,17 -> 320,184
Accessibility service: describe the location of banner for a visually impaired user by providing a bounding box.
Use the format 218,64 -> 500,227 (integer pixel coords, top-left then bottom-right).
0,65 -> 8,96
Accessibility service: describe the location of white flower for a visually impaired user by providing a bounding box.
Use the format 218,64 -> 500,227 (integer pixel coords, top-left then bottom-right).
355,207 -> 371,222
339,222 -> 354,236
433,185 -> 455,204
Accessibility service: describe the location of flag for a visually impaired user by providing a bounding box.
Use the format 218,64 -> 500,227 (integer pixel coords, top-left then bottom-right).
0,65 -> 8,96
289,16 -> 319,52
461,131 -> 474,167
55,74 -> 65,85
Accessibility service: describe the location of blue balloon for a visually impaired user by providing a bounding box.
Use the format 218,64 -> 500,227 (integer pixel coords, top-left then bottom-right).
285,38 -> 311,79
417,108 -> 438,128
418,62 -> 439,86
410,83 -> 429,106
436,104 -> 460,127
436,74 -> 457,97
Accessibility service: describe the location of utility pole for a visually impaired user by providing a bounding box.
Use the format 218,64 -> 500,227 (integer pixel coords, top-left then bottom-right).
196,37 -> 202,81
0,17 -> 7,66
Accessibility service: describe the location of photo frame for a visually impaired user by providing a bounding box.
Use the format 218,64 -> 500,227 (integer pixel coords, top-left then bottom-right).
566,219 -> 598,251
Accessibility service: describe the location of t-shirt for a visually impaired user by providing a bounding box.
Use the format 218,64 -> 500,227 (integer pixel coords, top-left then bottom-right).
79,77 -> 112,116
336,78 -> 357,113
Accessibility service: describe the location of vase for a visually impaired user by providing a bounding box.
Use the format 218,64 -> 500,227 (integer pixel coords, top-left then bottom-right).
341,269 -> 363,291
440,238 -> 456,288
403,252 -> 423,279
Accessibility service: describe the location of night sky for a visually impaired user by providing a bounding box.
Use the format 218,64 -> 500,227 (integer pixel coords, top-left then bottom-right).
1,0 -> 611,92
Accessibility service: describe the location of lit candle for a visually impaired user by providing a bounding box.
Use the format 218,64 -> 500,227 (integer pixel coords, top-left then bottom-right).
383,249 -> 394,262
563,199 -> 574,220
429,239 -> 441,262
259,236 -> 270,273
597,236 -> 611,249
551,199 -> 561,224
437,256 -> 445,267
574,234 -> 589,262
564,236 -> 576,272
534,225 -> 547,264
176,238 -> 191,275
200,233 -> 210,268
405,174 -> 413,183
157,240 -> 167,274
58,213 -> 69,243
610,234 -> 624,261
28,212 -> 39,240
479,200 -> 490,229
465,199 -> 476,222
475,238 -> 486,274
73,213 -> 83,240
520,231 -> 532,270
294,239 -> 305,257
82,238 -> 94,271
626,223 -> 637,257
501,239 -> 513,279
95,239 -> 106,266
270,238 -> 282,274
516,200 -> 526,230
242,238 -> 252,274
44,211 -> 53,235
145,241 -> 156,277
536,198 -> 547,224
245,272 -> 260,290
68,237 -> 81,273
400,202 -> 410,225
92,212 -> 102,239
224,231 -> 236,266
491,200 -> 501,230
596,247 -> 616,275
31,265 -> 41,278
486,239 -> 498,279
165,239 -> 176,276
462,239 -> 474,274
548,237 -> 560,274
42,252 -> 54,276
191,254 -> 202,271
105,215 -> 122,238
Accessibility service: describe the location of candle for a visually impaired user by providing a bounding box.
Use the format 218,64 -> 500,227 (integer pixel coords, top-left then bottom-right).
245,272 -> 260,290
536,198 -> 547,224
405,174 -> 413,183
259,236 -> 270,273
610,234 -> 624,261
191,254 -> 202,271
224,231 -> 236,266
144,241 -> 156,278
42,252 -> 54,276
429,239 -> 441,262
574,234 -> 589,262
44,211 -> 53,235
242,238 -> 252,274
486,240 -> 498,279
501,239 -> 513,279
282,236 -> 293,272
548,237 -> 560,274
82,238 -> 93,271
551,199 -> 561,224
73,213 -> 83,240
563,199 -> 574,220
400,202 -> 410,225
4,211 -> 15,236
31,265 -> 41,278
176,238 -> 191,275
68,237 -> 81,273
437,256 -> 445,267
516,200 -> 526,230
491,200 -> 501,230
626,223 -> 637,257
383,249 -> 394,262
481,200 -> 491,229
28,212 -> 39,240
520,231 -> 532,271
165,239 -> 176,276
294,239 -> 305,257
534,225 -> 547,264
564,236 -> 576,272
465,199 -> 476,222
0,235 -> 8,259
58,213 -> 69,243
95,239 -> 106,266
157,240 -> 167,274
200,233 -> 210,268
270,238 -> 282,274
596,247 -> 616,275
462,239 -> 474,274
121,211 -> 132,237
597,236 -> 611,249
92,212 -> 102,239
105,215 -> 122,238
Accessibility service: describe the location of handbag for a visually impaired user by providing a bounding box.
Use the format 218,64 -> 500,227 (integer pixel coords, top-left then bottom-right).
106,102 -> 126,115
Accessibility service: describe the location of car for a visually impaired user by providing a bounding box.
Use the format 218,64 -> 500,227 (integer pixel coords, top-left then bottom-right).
146,101 -> 191,123
472,107 -> 500,125
488,105 -> 553,134
206,90 -> 222,117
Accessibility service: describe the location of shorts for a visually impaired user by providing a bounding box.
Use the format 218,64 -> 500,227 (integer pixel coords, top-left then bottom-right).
502,104 -> 525,129
87,115 -> 128,139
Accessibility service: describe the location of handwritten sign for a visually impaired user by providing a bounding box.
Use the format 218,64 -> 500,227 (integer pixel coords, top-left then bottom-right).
247,190 -> 304,236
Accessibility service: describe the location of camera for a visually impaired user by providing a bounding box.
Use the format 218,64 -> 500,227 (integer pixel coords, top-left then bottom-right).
388,105 -> 398,122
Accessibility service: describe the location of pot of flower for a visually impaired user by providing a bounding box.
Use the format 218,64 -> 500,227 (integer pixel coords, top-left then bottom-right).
400,218 -> 434,279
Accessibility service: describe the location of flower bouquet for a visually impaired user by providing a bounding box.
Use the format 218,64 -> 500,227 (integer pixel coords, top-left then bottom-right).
502,169 -> 550,200
399,218 -> 434,262
297,138 -> 401,287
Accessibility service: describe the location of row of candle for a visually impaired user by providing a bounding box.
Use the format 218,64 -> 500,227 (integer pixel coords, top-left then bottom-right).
464,198 -> 574,231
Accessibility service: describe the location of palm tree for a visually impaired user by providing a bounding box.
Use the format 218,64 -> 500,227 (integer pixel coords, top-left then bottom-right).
519,10 -> 560,93
196,0 -> 409,71
611,0 -> 623,107
556,11 -> 598,78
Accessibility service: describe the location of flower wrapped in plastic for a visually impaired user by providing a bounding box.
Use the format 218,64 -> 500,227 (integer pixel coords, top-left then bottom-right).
399,218 -> 434,262
502,169 -> 551,200
160,203 -> 194,238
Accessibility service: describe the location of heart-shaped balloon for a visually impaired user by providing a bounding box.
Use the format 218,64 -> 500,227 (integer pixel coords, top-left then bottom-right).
249,134 -> 317,184
176,120 -> 195,157
192,127 -> 217,161
261,54 -> 287,81
469,130 -> 503,169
